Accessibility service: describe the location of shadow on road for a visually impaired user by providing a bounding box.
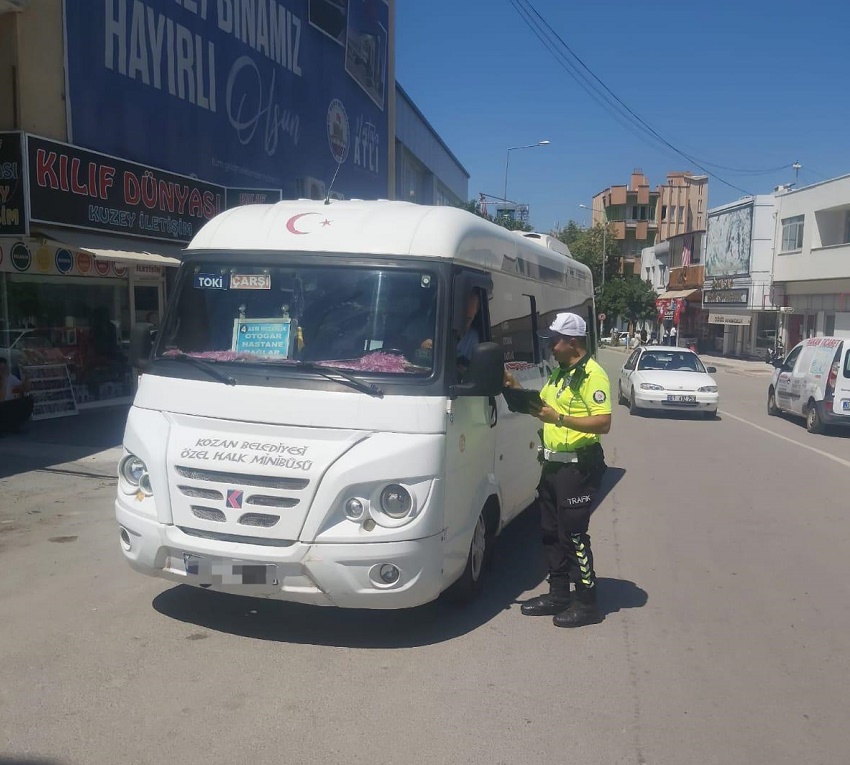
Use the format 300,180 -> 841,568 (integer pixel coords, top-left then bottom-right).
0,405 -> 128,479
597,577 -> 648,617
153,468 -> 631,647
0,758 -> 65,765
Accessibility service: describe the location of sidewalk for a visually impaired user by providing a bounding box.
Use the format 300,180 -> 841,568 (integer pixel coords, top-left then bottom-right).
0,403 -> 129,479
599,344 -> 774,377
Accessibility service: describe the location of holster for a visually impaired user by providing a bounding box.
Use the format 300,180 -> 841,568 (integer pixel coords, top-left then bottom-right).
576,442 -> 607,487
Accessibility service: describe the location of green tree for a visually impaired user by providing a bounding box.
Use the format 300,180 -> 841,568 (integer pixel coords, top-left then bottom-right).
555,220 -> 620,291
456,199 -> 489,219
596,276 -> 657,329
455,199 -> 532,232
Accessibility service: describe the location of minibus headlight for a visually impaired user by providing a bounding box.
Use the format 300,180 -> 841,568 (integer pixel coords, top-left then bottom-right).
379,484 -> 412,519
120,454 -> 147,486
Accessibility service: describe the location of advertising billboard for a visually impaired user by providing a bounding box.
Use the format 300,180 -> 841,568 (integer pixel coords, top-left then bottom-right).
704,203 -> 753,278
27,135 -> 225,243
64,0 -> 390,201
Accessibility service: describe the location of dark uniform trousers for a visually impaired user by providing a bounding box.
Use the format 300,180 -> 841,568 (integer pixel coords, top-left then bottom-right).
537,444 -> 606,591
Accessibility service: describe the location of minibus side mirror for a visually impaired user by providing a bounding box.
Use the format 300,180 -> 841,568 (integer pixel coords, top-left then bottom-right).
451,342 -> 504,398
129,322 -> 156,370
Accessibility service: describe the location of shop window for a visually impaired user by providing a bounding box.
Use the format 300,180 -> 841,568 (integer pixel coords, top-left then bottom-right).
5,276 -> 132,404
825,313 -> 836,335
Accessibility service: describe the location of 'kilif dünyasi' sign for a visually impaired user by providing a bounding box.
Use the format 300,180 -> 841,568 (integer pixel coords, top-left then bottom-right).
0,131 -> 27,236
27,135 -> 225,243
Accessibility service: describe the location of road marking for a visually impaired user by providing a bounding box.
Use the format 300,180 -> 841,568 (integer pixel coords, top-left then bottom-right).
719,409 -> 850,469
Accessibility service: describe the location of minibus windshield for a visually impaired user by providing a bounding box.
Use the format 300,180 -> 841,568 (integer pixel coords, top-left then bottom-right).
155,263 -> 439,377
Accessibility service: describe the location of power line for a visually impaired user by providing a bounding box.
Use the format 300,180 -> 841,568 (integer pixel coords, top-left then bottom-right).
510,0 -> 754,195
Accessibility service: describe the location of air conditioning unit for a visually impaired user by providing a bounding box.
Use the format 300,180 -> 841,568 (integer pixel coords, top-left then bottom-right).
295,177 -> 326,200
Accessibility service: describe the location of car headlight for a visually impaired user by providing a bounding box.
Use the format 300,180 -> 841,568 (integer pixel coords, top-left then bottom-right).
379,484 -> 413,519
119,454 -> 147,485
698,385 -> 718,393
640,383 -> 664,390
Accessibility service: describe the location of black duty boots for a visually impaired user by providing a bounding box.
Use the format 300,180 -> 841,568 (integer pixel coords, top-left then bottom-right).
552,586 -> 603,628
521,579 -> 571,616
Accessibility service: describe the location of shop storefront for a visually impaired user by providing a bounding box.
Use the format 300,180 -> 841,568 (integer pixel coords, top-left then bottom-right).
1,132 -> 231,413
655,265 -> 707,350
0,238 -> 170,409
0,132 -> 287,415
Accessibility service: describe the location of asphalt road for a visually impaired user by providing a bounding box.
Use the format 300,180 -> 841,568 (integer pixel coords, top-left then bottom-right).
2,351 -> 849,765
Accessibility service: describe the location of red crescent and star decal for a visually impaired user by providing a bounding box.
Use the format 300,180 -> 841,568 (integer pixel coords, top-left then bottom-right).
285,213 -> 333,235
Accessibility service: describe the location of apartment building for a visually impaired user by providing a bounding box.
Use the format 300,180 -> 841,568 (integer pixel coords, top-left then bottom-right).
772,174 -> 850,346
657,171 -> 708,241
591,170 -> 660,274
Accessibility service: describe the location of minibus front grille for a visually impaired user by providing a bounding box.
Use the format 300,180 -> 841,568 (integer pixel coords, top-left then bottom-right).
178,526 -> 296,547
246,494 -> 299,509
238,513 -> 280,528
191,506 -> 227,523
175,466 -> 309,491
179,486 -> 224,500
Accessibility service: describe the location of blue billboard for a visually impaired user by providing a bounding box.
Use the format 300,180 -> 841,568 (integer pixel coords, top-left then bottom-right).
64,1 -> 390,201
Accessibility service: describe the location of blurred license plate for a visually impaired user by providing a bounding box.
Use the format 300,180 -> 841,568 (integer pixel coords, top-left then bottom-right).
842,400 -> 850,411
667,395 -> 696,403
183,555 -> 277,586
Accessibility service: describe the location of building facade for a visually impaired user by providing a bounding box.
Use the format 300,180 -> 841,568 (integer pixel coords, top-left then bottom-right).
395,84 -> 469,207
702,195 -> 779,358
772,174 -> 850,347
0,1 -> 466,416
591,170 -> 660,275
656,172 -> 708,241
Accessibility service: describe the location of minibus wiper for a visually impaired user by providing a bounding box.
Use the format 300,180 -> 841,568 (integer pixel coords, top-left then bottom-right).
295,362 -> 384,398
162,354 -> 237,386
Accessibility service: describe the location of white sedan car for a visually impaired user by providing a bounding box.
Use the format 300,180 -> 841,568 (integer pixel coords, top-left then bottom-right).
617,346 -> 720,418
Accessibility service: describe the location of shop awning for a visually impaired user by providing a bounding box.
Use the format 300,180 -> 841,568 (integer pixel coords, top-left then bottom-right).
33,226 -> 184,267
656,288 -> 701,301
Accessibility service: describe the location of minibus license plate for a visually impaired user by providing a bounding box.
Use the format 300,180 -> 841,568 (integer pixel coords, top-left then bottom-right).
667,395 -> 696,403
183,554 -> 277,585
842,400 -> 850,411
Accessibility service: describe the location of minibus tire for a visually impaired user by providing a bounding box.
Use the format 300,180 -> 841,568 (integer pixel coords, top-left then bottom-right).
445,508 -> 495,604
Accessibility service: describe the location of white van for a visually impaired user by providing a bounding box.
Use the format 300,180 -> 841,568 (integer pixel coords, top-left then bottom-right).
767,336 -> 850,434
115,201 -> 595,609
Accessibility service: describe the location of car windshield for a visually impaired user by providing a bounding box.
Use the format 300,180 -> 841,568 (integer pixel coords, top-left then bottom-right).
638,351 -> 706,373
156,263 -> 439,376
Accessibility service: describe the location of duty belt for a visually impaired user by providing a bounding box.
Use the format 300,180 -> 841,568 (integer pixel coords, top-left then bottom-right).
541,448 -> 579,463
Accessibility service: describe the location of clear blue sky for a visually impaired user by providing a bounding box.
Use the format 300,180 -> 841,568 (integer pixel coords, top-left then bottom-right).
395,0 -> 850,232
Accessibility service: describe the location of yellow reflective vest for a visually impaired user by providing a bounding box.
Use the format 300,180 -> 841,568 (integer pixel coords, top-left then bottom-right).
540,355 -> 611,452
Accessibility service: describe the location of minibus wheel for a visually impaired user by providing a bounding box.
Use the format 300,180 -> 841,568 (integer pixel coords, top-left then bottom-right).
445,505 -> 496,604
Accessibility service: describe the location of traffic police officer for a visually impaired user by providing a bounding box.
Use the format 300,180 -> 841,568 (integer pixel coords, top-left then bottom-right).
505,312 -> 611,628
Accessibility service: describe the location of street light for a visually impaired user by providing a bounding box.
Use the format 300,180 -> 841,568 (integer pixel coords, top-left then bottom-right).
579,203 -> 607,290
503,140 -> 550,205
